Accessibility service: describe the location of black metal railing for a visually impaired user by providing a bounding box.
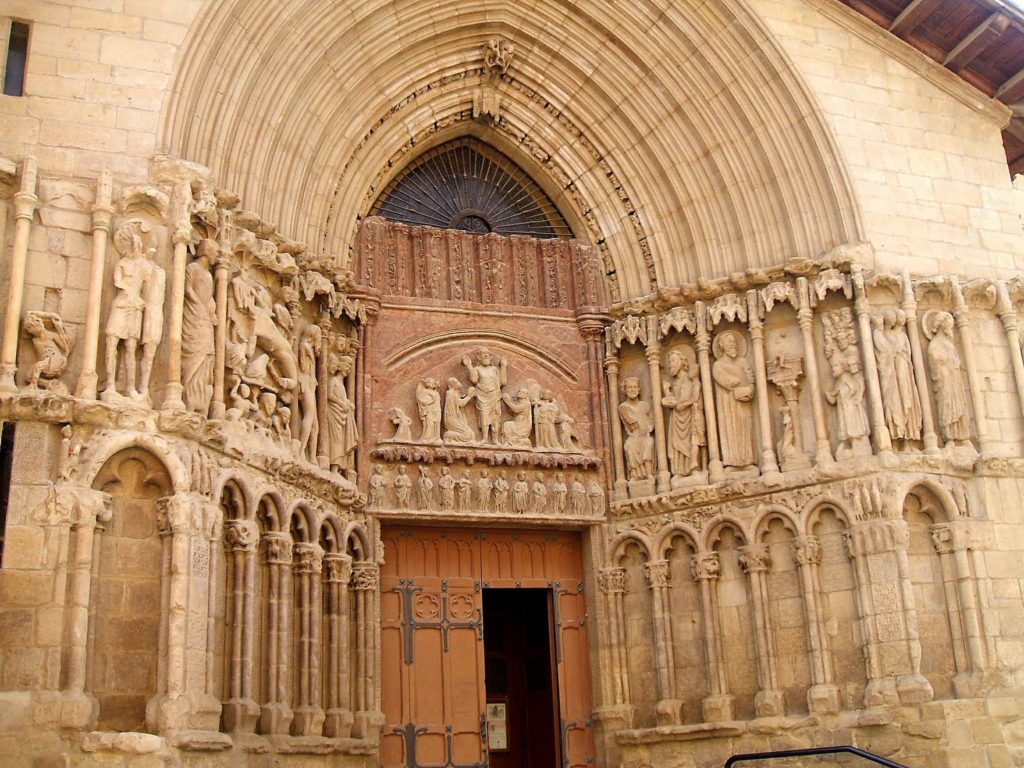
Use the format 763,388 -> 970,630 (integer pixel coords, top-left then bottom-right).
725,746 -> 908,767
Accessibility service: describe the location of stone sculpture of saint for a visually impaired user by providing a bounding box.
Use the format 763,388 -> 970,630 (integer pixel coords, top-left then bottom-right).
326,355 -> 358,476
388,407 -> 413,442
493,472 -> 510,514
925,311 -> 971,445
443,377 -> 476,443
181,239 -> 218,416
570,475 -> 587,515
501,388 -> 534,448
618,376 -> 655,481
551,473 -> 568,514
394,465 -> 412,509
296,324 -> 321,462
103,219 -> 150,400
438,466 -> 456,511
368,464 -> 386,507
512,471 -> 530,514
531,473 -> 547,514
587,479 -> 605,515
534,390 -> 562,450
662,345 -> 705,477
712,331 -> 756,470
416,465 -> 434,509
823,318 -> 870,457
477,470 -> 493,512
872,309 -> 921,444
456,471 -> 472,510
462,348 -> 507,443
416,377 -> 442,443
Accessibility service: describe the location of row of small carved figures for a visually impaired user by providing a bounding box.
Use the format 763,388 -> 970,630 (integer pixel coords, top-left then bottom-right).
366,463 -> 606,515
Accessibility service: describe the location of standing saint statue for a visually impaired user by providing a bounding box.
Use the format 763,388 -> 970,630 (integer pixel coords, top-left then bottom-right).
326,355 -> 358,476
103,219 -> 150,401
662,345 -> 705,477
618,376 -> 655,481
296,324 -> 322,462
181,240 -> 218,416
534,390 -> 562,450
443,377 -> 476,443
416,377 -> 442,443
712,330 -> 756,470
462,348 -> 507,443
416,466 -> 434,509
925,310 -> 972,447
823,311 -> 871,459
872,309 -> 922,445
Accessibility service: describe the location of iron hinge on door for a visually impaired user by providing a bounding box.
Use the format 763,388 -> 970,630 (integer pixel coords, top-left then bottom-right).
394,579 -> 483,665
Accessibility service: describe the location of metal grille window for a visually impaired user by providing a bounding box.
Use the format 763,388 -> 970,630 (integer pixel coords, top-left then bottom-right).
370,137 -> 573,239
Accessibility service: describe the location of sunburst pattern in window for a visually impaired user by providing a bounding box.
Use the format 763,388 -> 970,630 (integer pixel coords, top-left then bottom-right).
369,138 -> 572,239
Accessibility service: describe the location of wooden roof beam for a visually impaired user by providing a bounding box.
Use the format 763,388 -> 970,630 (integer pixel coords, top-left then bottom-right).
890,0 -> 945,37
944,12 -> 1009,72
997,67 -> 1024,104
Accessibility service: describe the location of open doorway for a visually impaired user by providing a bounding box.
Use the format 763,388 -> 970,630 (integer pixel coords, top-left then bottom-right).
483,589 -> 559,768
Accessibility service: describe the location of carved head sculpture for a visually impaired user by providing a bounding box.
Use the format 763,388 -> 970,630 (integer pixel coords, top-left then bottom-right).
371,464 -> 383,476
712,330 -> 745,360
195,237 -> 218,266
667,345 -> 697,376
113,218 -> 148,259
621,376 -> 642,400
555,472 -> 564,483
440,466 -> 450,476
396,464 -> 408,476
476,348 -> 493,365
447,377 -> 462,392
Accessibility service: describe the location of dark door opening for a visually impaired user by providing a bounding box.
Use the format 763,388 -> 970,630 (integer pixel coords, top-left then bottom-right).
483,589 -> 559,768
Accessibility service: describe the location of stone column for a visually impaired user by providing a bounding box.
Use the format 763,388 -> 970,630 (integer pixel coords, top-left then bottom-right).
850,265 -> 892,453
847,519 -> 932,708
161,182 -> 192,411
746,291 -> 780,476
995,280 -> 1024,440
293,542 -> 326,735
597,567 -> 631,711
316,315 -> 333,469
259,531 -> 294,735
900,272 -> 939,452
209,239 -> 231,420
643,560 -> 681,724
61,488 -> 110,729
222,519 -> 259,733
791,535 -> 840,714
738,544 -> 784,717
604,330 -> 628,500
795,278 -> 833,466
351,562 -> 384,738
695,303 -> 725,482
323,553 -> 354,738
644,317 -> 672,493
932,521 -> 987,696
0,156 -> 39,392
691,553 -> 732,721
950,277 -> 992,454
76,170 -> 114,399
577,315 -> 612,488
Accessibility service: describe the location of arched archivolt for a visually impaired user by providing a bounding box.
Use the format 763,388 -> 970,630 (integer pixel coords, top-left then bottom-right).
343,520 -> 371,561
609,533 -> 652,565
218,477 -> 250,520
753,506 -> 800,543
78,432 -> 189,496
161,0 -> 862,301
704,516 -> 750,551
652,523 -> 701,560
895,477 -> 961,524
255,493 -> 286,532
801,495 -> 855,536
288,504 -> 318,543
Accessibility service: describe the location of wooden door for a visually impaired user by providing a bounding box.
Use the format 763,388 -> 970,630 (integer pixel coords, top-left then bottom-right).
381,527 -> 594,768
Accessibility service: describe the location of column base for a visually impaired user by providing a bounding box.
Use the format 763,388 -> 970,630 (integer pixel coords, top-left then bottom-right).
864,676 -> 899,708
953,670 -> 985,699
0,363 -> 17,393
187,691 -> 223,732
702,694 -> 734,723
352,710 -> 385,739
656,471 -> 671,494
146,692 -> 192,734
323,708 -> 354,738
75,371 -> 99,400
592,703 -> 634,730
807,684 -> 841,715
60,690 -> 99,730
708,460 -> 725,483
161,382 -> 186,412
259,701 -> 294,735
292,705 -> 326,736
627,478 -> 656,498
754,689 -> 785,718
612,480 -> 628,502
655,698 -> 683,725
222,697 -> 260,734
897,673 -> 933,704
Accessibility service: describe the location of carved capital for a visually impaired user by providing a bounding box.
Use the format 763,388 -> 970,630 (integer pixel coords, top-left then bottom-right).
930,524 -> 955,555
846,519 -> 908,558
324,553 -> 353,584
791,535 -> 821,566
261,531 -> 293,565
351,562 -> 379,591
597,567 -> 626,594
294,542 -> 324,574
932,521 -> 981,553
690,552 -> 720,582
51,486 -> 112,531
156,494 -> 196,537
643,559 -> 671,589
738,543 -> 770,573
224,519 -> 258,552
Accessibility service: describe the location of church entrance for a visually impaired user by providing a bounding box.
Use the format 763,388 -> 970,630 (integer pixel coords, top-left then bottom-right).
380,527 -> 593,768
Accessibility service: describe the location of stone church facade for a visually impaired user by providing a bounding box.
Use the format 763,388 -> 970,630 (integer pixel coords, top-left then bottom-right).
2,2 -> 1024,767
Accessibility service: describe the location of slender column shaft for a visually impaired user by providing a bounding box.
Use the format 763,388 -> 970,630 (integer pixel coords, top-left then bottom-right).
0,156 -> 39,391
950,277 -> 992,453
77,171 -> 114,399
209,247 -> 230,419
695,303 -> 724,481
792,536 -> 830,685
65,492 -> 109,692
162,182 -> 191,410
933,540 -> 968,674
796,278 -> 833,465
747,291 -> 779,474
604,331 -> 628,499
996,280 -> 1024,444
156,515 -> 172,695
850,266 -> 892,452
643,561 -> 676,706
645,317 -> 671,492
317,317 -> 332,468
901,272 -> 939,451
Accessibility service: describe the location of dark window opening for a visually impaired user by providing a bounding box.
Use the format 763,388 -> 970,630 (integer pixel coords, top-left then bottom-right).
4,21 -> 29,97
0,422 -> 16,564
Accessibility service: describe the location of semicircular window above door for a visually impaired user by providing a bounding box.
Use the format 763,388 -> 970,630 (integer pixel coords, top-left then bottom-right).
369,137 -> 573,239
